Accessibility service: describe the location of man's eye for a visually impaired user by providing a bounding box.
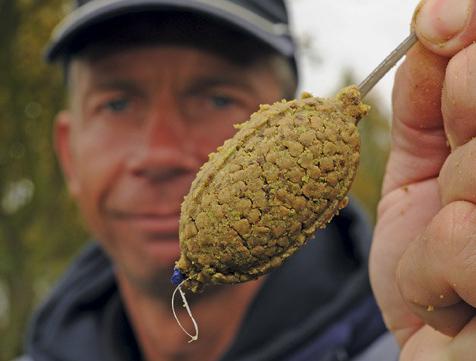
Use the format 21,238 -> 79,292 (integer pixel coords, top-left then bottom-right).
105,98 -> 129,112
210,95 -> 234,108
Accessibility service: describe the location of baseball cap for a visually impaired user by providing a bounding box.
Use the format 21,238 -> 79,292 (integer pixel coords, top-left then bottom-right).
45,0 -> 298,65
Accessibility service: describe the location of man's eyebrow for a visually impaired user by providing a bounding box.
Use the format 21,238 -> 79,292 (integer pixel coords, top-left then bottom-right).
89,79 -> 143,94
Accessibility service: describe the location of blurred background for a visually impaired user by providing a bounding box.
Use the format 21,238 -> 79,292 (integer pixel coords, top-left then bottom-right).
0,0 -> 416,359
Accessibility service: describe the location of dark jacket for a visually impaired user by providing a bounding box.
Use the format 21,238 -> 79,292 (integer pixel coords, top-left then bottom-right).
22,201 -> 398,361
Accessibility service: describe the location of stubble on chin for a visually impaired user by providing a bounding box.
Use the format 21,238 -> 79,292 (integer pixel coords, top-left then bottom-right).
115,264 -> 229,304
114,262 -> 175,298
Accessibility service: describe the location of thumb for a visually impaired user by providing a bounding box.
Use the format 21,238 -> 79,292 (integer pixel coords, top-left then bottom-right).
414,0 -> 476,57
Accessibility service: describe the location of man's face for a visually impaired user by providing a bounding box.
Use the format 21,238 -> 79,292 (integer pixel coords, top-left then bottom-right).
56,45 -> 283,289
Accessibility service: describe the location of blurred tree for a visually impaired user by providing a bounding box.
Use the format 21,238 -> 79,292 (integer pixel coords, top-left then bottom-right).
0,1 -> 87,360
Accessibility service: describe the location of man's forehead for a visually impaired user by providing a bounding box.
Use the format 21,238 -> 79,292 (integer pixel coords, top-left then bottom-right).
71,44 -> 249,74
67,45 -> 266,93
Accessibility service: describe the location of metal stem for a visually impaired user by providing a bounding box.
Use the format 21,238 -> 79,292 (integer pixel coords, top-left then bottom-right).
358,32 -> 418,98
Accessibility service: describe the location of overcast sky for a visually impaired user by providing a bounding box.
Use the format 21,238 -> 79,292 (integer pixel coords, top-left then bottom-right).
289,0 -> 419,114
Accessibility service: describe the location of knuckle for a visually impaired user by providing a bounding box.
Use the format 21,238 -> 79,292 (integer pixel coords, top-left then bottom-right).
444,44 -> 476,116
439,142 -> 476,205
434,202 -> 476,268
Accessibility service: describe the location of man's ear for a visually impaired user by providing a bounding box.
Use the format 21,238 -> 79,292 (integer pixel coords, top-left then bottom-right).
54,111 -> 80,198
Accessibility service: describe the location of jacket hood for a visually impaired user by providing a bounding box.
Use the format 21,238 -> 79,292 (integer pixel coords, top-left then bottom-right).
25,245 -> 141,361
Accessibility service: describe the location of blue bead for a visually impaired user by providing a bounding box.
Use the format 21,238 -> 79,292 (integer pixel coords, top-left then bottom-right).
171,267 -> 185,286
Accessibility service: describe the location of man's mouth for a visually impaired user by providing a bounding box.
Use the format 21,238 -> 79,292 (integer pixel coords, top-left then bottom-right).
108,210 -> 180,237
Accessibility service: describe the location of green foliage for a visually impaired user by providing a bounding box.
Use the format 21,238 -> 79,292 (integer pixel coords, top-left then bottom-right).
353,100 -> 390,223
0,1 -> 87,360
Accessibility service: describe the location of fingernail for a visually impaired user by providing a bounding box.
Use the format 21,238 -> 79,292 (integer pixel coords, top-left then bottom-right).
415,0 -> 471,44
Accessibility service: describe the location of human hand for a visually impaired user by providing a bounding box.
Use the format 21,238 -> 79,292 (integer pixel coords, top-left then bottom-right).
370,0 -> 476,359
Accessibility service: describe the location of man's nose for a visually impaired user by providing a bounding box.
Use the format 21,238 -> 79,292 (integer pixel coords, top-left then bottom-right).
127,101 -> 200,178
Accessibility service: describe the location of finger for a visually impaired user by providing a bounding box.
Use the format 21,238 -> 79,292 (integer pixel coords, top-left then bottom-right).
401,322 -> 476,361
441,43 -> 476,149
370,180 -> 439,345
383,43 -> 449,194
450,316 -> 476,359
400,326 -> 451,361
414,0 -> 476,57
397,200 -> 476,336
439,138 -> 476,206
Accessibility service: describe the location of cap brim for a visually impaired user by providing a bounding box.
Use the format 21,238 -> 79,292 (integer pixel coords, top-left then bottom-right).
45,0 -> 295,62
